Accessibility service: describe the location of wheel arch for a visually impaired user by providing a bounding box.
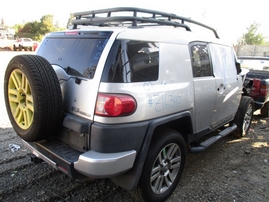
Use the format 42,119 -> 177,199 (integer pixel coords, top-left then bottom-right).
111,111 -> 193,191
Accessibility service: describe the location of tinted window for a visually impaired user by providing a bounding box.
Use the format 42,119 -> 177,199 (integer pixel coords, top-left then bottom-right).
37,33 -> 111,79
102,40 -> 159,82
190,44 -> 212,77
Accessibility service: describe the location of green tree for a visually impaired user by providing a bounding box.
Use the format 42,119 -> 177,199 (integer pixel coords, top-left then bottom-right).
240,22 -> 266,45
13,14 -> 65,41
17,21 -> 41,40
39,14 -> 55,35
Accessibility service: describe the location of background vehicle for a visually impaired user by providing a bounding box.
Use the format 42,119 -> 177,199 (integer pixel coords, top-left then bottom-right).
239,56 -> 269,117
0,26 -> 15,50
4,8 -> 254,202
13,38 -> 34,51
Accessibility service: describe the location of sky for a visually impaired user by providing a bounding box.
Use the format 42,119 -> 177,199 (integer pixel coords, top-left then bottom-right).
1,0 -> 268,44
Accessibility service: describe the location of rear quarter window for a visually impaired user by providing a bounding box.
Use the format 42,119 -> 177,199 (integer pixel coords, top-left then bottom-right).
101,40 -> 159,83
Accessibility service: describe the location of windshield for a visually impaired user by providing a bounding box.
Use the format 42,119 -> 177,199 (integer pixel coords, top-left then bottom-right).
238,57 -> 269,71
37,32 -> 111,79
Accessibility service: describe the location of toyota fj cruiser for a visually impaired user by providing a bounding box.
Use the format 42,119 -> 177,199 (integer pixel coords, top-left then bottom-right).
4,7 -> 254,202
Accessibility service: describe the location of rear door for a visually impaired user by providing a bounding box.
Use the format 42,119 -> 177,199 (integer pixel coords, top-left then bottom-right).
36,31 -> 114,120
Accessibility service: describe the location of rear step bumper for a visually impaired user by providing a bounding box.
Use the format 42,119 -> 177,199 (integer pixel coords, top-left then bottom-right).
189,124 -> 237,153
22,139 -> 136,179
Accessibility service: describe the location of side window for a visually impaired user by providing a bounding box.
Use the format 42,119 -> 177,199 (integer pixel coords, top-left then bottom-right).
209,44 -> 237,82
190,44 -> 212,77
102,40 -> 159,83
128,42 -> 159,82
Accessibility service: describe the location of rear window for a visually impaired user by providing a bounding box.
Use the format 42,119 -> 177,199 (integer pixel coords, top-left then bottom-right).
101,40 -> 159,83
37,32 -> 111,79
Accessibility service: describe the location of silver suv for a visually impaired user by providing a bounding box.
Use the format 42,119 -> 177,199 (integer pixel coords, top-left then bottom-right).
4,7 -> 254,202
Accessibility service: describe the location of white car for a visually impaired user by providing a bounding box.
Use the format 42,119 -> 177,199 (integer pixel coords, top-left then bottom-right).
13,37 -> 34,51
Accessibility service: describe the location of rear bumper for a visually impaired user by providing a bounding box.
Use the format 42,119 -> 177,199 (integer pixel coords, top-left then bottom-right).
22,139 -> 136,178
74,150 -> 136,178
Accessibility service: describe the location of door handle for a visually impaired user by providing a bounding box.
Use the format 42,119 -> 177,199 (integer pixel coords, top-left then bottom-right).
217,84 -> 225,94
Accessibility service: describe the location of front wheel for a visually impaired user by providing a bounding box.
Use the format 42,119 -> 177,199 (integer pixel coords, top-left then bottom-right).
233,96 -> 254,138
133,128 -> 186,202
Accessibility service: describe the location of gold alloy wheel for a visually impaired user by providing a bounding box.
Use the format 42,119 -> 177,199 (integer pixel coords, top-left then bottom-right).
8,69 -> 34,130
4,55 -> 63,141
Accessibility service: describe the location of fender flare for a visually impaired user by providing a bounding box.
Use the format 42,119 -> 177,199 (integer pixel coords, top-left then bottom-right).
111,111 -> 193,190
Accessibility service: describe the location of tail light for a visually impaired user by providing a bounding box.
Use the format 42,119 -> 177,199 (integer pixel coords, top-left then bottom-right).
251,79 -> 261,92
95,93 -> 137,117
249,79 -> 261,100
260,82 -> 268,97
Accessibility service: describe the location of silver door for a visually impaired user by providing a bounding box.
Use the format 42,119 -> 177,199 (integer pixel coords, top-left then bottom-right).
209,44 -> 241,127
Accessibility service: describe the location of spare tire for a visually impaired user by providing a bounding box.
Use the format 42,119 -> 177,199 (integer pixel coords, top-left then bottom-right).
4,54 -> 63,142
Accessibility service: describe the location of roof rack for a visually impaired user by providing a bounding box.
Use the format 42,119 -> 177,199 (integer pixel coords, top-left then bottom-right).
71,7 -> 219,39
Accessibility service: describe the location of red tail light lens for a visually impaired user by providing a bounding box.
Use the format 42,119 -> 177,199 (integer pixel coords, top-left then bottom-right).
252,79 -> 261,90
260,83 -> 268,97
95,93 -> 136,117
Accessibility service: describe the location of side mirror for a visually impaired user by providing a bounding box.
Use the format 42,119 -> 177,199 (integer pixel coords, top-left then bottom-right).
236,61 -> 242,74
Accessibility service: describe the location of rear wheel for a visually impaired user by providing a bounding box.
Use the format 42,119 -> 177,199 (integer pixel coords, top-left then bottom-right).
4,55 -> 63,141
133,128 -> 186,202
233,96 -> 254,138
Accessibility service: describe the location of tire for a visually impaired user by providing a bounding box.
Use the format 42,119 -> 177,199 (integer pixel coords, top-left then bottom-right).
260,102 -> 269,117
133,128 -> 186,202
233,96 -> 254,138
4,55 -> 63,142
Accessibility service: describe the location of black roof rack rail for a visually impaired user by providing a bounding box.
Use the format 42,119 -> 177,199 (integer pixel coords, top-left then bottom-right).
71,7 -> 219,39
